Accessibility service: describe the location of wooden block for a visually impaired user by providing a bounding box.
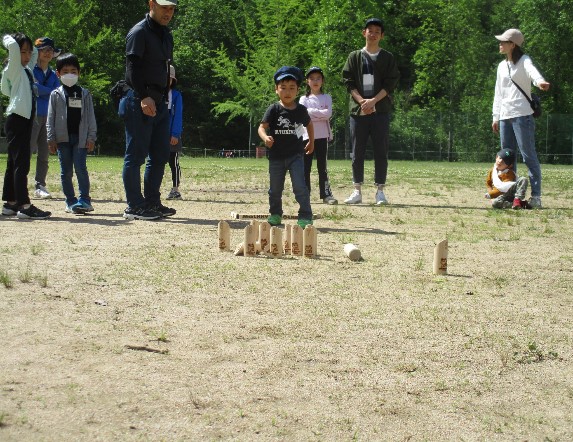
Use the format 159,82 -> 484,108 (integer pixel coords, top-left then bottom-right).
218,220 -> 231,252
259,222 -> 270,254
344,243 -> 361,261
433,239 -> 448,275
269,226 -> 283,258
230,212 -> 321,220
283,224 -> 292,254
303,225 -> 317,258
243,225 -> 256,257
291,225 -> 303,256
234,242 -> 244,256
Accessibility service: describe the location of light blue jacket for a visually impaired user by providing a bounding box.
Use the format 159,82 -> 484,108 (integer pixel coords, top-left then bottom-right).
46,86 -> 97,149
1,35 -> 38,119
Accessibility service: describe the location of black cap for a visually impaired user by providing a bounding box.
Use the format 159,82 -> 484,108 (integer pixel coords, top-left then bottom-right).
364,18 -> 384,31
273,66 -> 303,85
305,66 -> 324,78
497,148 -> 516,165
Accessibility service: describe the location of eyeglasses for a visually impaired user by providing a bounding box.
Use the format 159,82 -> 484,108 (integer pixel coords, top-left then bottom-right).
39,47 -> 55,53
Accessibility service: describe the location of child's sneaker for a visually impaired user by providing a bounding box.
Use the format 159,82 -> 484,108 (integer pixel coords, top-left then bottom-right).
166,189 -> 182,200
375,189 -> 388,205
79,200 -> 94,212
512,198 -> 523,210
344,190 -> 362,204
2,203 -> 18,216
34,185 -> 51,199
16,205 -> 51,219
267,214 -> 282,226
297,219 -> 313,229
323,196 -> 338,205
66,202 -> 87,215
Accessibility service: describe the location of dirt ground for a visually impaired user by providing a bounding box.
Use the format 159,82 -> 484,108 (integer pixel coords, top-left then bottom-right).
1,158 -> 572,441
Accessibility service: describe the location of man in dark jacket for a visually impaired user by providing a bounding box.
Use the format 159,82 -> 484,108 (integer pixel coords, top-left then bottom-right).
342,18 -> 399,206
121,0 -> 177,220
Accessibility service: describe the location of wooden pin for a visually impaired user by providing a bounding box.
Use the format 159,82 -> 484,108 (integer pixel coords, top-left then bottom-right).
433,239 -> 448,275
218,220 -> 231,252
243,225 -> 256,257
269,226 -> 283,258
259,222 -> 270,254
283,224 -> 292,255
303,225 -> 317,258
291,225 -> 303,256
344,243 -> 361,261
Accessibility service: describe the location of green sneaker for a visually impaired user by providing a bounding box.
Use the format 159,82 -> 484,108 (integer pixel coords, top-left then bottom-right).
267,214 -> 282,226
297,219 -> 313,229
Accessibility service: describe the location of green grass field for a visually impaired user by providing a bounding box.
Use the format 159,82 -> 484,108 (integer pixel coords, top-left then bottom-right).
1,155 -> 572,440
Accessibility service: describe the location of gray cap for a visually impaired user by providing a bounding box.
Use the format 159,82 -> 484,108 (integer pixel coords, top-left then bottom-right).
495,29 -> 524,47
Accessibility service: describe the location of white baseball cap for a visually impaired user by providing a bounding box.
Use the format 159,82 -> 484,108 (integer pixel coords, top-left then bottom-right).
495,29 -> 524,47
155,0 -> 177,5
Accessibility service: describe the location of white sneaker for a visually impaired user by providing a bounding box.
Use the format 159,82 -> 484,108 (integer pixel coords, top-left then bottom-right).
323,196 -> 338,205
529,196 -> 542,209
344,190 -> 362,204
375,189 -> 388,205
34,186 -> 51,199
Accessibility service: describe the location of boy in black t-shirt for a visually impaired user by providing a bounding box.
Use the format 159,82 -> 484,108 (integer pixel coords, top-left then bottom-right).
47,53 -> 97,214
258,66 -> 314,228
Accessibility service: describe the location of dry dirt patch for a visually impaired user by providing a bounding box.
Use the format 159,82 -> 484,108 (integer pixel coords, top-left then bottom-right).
1,158 -> 572,440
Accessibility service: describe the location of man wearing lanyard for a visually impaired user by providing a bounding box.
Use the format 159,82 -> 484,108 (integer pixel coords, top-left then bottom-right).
121,0 -> 177,220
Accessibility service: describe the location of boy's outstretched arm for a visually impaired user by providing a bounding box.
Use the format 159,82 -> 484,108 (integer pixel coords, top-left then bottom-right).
258,122 -> 274,148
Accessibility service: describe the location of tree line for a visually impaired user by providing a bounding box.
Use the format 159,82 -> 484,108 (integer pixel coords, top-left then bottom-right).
2,0 -> 572,161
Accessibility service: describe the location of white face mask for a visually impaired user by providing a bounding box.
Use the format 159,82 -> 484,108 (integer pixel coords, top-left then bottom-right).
60,73 -> 78,87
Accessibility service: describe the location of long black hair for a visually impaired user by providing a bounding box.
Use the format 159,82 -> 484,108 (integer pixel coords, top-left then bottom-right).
508,44 -> 524,64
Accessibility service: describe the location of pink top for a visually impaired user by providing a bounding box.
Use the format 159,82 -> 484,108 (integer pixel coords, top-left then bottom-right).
299,93 -> 332,140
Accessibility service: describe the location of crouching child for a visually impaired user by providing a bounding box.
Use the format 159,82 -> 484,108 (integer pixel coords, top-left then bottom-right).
485,148 -> 530,210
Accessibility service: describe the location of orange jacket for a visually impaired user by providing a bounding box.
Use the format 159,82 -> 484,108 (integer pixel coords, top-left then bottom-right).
486,167 -> 516,198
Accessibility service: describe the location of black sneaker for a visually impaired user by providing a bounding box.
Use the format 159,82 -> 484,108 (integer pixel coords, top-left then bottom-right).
2,203 -> 18,216
150,203 -> 176,217
16,204 -> 51,219
123,207 -> 162,220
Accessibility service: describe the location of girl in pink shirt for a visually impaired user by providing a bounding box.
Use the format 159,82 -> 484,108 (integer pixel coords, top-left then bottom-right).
300,66 -> 337,204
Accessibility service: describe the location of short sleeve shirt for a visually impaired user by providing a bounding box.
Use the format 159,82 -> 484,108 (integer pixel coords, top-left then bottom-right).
261,102 -> 310,159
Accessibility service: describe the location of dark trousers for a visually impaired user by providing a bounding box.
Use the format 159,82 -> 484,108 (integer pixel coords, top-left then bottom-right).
349,113 -> 390,185
121,90 -> 170,209
304,138 -> 333,199
168,151 -> 181,187
2,114 -> 32,206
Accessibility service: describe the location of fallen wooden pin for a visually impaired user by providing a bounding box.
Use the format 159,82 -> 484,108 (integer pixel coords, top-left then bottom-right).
230,212 -> 321,220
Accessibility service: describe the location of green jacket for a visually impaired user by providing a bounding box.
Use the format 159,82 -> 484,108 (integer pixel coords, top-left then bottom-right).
342,48 -> 399,115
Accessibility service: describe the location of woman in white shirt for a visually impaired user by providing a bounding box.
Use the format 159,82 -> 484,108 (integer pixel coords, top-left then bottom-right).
300,66 -> 337,205
492,28 -> 550,209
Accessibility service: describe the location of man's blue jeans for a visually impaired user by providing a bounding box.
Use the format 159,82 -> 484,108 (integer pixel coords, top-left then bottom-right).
268,153 -> 312,220
57,134 -> 90,206
121,90 -> 170,209
500,115 -> 541,197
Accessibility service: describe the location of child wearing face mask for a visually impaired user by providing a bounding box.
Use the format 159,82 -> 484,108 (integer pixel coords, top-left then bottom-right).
46,53 -> 97,214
